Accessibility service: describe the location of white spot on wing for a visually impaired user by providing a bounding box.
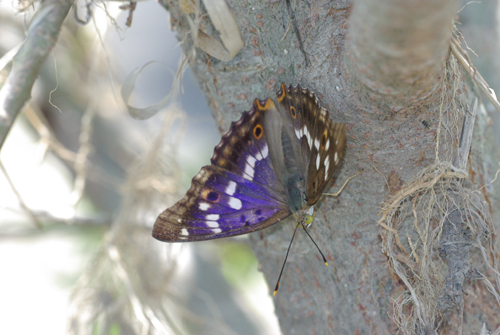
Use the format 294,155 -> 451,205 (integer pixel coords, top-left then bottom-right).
316,154 -> 320,170
314,138 -> 320,150
206,214 -> 219,221
324,156 -> 330,180
212,228 -> 222,233
226,181 -> 237,195
303,126 -> 313,147
261,144 -> 269,158
325,139 -> 330,151
244,163 -> 255,180
334,152 -> 338,163
247,156 -> 257,168
228,197 -> 242,209
206,221 -> 219,228
295,128 -> 301,140
181,228 -> 189,236
255,144 -> 267,160
199,202 -> 211,211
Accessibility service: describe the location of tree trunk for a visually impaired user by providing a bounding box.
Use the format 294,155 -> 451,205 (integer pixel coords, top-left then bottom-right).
159,0 -> 500,333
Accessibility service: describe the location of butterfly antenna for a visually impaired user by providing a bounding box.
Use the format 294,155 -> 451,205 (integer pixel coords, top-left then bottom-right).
301,223 -> 329,266
274,222 -> 301,296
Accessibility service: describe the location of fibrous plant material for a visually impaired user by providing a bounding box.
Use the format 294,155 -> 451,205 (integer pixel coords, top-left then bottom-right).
379,53 -> 500,334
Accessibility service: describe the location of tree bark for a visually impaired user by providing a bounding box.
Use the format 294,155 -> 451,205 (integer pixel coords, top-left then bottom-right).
159,0 -> 500,333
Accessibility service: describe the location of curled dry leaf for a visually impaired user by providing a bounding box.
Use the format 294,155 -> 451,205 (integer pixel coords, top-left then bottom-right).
197,0 -> 244,61
121,61 -> 176,120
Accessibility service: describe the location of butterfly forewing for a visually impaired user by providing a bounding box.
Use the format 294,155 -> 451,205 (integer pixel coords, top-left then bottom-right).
153,101 -> 291,242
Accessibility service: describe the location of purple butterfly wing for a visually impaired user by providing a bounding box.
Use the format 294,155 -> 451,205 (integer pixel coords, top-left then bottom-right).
153,99 -> 292,242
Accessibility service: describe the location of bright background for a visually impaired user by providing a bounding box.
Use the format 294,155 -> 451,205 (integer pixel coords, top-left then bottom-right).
0,2 -> 280,334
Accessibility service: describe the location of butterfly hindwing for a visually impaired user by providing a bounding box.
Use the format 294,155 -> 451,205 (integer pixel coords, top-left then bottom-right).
305,112 -> 346,205
152,101 -> 291,242
276,83 -> 346,206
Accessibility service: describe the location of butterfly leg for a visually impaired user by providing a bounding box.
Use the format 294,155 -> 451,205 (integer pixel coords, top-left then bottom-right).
323,169 -> 363,197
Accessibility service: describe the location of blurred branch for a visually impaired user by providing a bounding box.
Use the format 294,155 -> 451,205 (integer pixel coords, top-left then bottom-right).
24,103 -> 124,189
69,102 -> 96,207
0,160 -> 42,229
38,212 -> 113,227
0,0 -> 74,151
0,211 -> 114,240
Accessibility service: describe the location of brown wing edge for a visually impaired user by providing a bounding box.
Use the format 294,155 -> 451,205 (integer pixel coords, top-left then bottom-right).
152,207 -> 292,242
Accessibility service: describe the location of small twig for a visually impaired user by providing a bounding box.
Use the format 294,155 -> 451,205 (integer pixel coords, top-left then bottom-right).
0,43 -> 22,73
0,0 -> 73,151
323,169 -> 363,197
451,37 -> 500,113
453,97 -> 477,171
280,21 -> 292,42
119,1 -> 137,27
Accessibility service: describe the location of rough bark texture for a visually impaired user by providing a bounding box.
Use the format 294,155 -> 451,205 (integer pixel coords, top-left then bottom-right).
159,0 -> 500,333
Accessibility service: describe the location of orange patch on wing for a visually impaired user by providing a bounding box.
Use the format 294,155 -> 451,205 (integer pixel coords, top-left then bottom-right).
321,129 -> 328,149
255,98 -> 275,111
277,83 -> 287,102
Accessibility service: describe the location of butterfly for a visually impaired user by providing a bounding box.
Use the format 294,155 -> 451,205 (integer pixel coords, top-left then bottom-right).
152,83 -> 346,242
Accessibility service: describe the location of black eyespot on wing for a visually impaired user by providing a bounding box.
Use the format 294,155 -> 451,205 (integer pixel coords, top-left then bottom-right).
207,191 -> 220,202
253,124 -> 263,139
290,106 -> 297,119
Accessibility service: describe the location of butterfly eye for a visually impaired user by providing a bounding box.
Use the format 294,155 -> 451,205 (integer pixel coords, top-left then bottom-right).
290,106 -> 297,119
303,215 -> 313,225
253,124 -> 263,139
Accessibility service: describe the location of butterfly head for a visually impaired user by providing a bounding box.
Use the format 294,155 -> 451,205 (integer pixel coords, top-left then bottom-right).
295,206 -> 315,228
